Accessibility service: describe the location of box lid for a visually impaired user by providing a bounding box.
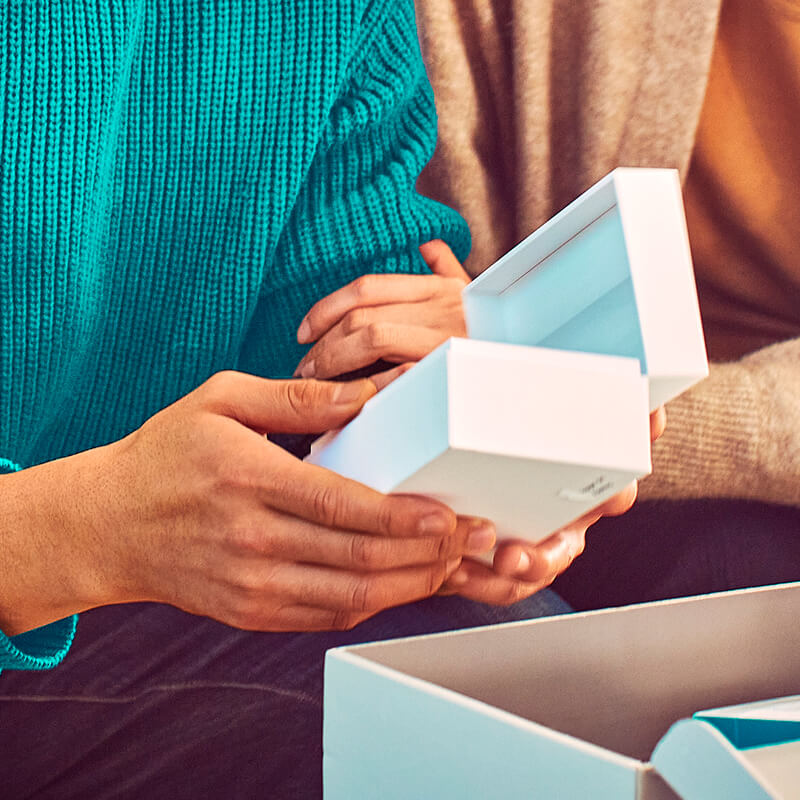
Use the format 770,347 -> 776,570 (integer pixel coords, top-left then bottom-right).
462,168 -> 708,410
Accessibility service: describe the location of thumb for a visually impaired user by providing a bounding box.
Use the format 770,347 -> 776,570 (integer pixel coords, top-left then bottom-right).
419,239 -> 470,281
201,371 -> 376,434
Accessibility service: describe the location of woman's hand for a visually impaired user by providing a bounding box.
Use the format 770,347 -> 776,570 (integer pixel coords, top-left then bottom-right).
294,239 -> 469,380
0,372 -> 498,636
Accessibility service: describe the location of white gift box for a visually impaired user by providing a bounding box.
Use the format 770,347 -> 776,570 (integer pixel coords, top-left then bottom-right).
324,583 -> 800,799
307,168 -> 708,543
309,338 -> 650,542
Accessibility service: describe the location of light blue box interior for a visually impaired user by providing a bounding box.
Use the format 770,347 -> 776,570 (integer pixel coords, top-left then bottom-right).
467,206 -> 648,372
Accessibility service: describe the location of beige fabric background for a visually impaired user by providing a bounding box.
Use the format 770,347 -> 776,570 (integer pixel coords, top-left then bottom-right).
415,0 -> 800,506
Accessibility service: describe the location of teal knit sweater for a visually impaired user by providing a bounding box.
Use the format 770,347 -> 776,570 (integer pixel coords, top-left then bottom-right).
0,0 -> 469,673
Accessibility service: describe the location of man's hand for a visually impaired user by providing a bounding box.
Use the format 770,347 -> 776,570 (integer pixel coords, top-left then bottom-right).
0,372 -> 497,636
294,239 -> 469,380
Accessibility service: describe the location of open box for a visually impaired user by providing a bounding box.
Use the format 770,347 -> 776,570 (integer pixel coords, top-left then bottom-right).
308,168 -> 708,544
324,583 -> 800,798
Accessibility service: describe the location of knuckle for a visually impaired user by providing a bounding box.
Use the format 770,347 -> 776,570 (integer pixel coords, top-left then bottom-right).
352,275 -> 375,301
447,276 -> 468,291
229,524 -> 270,556
434,532 -> 451,561
343,308 -> 367,334
308,482 -> 344,527
285,378 -> 323,416
231,565 -> 266,598
227,600 -> 265,631
201,370 -> 236,401
501,582 -> 529,606
346,577 -> 378,613
374,500 -> 397,537
426,564 -> 445,597
347,535 -> 369,568
366,322 -> 390,349
348,535 -> 385,570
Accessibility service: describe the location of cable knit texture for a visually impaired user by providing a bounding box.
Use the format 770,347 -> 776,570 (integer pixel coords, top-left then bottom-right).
0,0 -> 469,671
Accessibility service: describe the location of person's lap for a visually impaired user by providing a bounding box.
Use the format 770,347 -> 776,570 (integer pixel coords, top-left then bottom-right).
0,591 -> 569,799
5,499 -> 798,798
554,498 -> 800,610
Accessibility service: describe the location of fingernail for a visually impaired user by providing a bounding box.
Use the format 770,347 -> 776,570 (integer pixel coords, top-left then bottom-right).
332,381 -> 367,405
300,360 -> 316,378
515,550 -> 531,573
297,319 -> 312,343
418,513 -> 452,535
466,521 -> 495,554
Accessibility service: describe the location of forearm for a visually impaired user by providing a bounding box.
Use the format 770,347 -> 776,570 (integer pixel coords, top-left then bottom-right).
639,338 -> 800,506
0,448 -> 117,636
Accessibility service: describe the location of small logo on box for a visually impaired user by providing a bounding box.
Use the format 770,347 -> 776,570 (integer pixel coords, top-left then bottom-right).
558,476 -> 614,502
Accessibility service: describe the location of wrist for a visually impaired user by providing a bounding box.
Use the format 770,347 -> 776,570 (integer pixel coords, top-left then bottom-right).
0,444 -> 124,635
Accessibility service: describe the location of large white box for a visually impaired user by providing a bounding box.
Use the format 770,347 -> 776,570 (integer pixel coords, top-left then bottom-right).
324,583 -> 800,799
308,168 -> 708,543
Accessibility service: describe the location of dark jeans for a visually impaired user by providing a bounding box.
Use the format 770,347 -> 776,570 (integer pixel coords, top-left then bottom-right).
0,591 -> 569,799
554,498 -> 800,610
3,499 -> 798,798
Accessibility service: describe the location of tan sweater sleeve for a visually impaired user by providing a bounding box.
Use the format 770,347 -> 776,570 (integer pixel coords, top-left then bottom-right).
639,337 -> 800,506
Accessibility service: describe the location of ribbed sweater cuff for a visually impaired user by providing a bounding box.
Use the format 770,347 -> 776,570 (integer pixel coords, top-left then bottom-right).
0,616 -> 78,673
0,457 -> 22,474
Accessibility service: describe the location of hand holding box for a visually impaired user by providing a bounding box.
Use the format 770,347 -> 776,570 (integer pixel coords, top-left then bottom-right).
308,168 -> 708,544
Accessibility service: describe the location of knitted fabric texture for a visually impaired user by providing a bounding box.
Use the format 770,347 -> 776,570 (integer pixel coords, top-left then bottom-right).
0,0 -> 469,671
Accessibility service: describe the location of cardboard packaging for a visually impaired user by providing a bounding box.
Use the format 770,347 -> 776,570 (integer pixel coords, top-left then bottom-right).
307,168 -> 708,544
309,338 -> 650,542
324,583 -> 800,799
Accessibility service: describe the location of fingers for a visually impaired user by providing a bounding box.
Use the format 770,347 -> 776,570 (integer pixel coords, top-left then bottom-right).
199,371 -> 376,435
438,523 -> 591,605
418,239 -> 471,281
295,322 -> 450,379
297,274 -> 466,344
265,559 -> 463,613
650,406 -> 667,442
232,508 -> 496,568
438,558 -> 546,606
492,528 -> 586,581
221,557 -> 464,633
258,453 -> 463,539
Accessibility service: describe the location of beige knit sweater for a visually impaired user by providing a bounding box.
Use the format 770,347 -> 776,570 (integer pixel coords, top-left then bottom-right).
416,0 -> 800,506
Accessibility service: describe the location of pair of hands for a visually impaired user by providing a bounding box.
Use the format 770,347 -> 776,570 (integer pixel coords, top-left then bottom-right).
292,239 -> 665,606
0,242 -> 662,638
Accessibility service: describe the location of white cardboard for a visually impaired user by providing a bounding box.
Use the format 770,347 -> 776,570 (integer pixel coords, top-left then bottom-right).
323,583 -> 800,799
464,168 -> 708,410
308,338 -> 651,543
